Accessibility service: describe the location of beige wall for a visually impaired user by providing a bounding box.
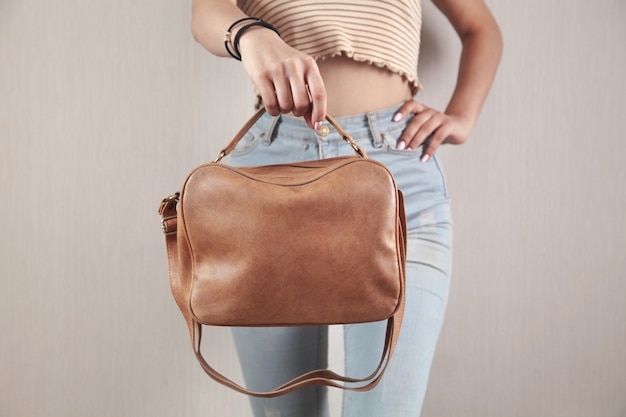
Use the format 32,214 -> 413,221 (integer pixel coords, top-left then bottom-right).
1,1 -> 624,416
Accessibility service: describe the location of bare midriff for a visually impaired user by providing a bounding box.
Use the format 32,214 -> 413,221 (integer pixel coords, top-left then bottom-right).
317,56 -> 413,117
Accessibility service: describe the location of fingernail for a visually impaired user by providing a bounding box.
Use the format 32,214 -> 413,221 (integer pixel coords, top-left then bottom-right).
396,141 -> 406,150
421,154 -> 430,163
314,121 -> 323,131
392,112 -> 402,122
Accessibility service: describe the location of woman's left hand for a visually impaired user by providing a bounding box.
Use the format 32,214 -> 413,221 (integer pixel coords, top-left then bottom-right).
393,100 -> 474,163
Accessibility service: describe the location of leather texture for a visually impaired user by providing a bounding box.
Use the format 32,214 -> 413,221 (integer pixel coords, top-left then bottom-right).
159,108 -> 407,397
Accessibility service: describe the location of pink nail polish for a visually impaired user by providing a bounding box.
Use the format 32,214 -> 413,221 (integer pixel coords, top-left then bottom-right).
421,154 -> 430,163
396,141 -> 406,150
392,112 -> 402,122
314,121 -> 323,131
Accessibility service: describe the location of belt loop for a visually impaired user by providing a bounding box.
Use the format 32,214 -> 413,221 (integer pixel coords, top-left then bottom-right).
367,112 -> 384,148
264,114 -> 281,145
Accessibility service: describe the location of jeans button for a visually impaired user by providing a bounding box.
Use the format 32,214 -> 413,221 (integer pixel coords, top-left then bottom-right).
316,124 -> 330,137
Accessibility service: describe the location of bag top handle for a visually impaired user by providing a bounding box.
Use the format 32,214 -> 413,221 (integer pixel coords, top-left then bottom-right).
212,108 -> 368,163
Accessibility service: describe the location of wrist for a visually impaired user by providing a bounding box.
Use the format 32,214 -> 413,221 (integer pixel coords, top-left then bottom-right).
224,18 -> 280,61
445,104 -> 478,129
237,24 -> 282,57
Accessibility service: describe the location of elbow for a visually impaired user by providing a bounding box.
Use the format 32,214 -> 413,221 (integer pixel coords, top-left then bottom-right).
491,21 -> 504,59
462,19 -> 504,62
482,13 -> 504,59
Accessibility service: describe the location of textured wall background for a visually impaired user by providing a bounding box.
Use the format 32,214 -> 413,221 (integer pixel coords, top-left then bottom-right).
1,1 -> 624,416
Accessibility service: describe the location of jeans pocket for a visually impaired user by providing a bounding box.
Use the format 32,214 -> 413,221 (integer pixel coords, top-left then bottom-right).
230,127 -> 267,157
371,121 -> 422,157
384,144 -> 424,157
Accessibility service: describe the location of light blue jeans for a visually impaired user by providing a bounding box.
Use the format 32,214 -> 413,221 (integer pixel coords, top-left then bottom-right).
228,103 -> 452,417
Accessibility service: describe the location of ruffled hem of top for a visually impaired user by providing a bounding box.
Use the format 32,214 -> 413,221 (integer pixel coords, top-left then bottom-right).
315,50 -> 423,96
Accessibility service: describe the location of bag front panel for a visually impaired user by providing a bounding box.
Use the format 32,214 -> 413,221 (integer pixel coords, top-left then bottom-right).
179,158 -> 405,326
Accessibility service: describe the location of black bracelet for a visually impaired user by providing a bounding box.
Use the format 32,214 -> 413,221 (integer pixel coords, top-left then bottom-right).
223,17 -> 260,60
232,20 -> 281,61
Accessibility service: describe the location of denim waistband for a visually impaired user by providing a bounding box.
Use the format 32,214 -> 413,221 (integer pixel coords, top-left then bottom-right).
264,102 -> 408,144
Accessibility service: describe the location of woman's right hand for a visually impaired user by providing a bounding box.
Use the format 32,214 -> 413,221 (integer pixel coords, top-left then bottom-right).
237,27 -> 327,130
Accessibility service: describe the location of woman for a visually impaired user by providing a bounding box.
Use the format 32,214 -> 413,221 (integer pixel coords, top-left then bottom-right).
191,1 -> 502,416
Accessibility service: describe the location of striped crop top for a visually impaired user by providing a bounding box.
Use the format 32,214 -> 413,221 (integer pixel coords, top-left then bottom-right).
237,0 -> 423,94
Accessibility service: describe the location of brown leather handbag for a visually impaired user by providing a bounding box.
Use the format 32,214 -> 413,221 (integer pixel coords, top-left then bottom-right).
158,109 -> 407,397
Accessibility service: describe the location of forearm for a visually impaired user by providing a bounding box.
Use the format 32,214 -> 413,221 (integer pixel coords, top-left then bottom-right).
191,0 -> 248,57
445,22 -> 503,129
191,0 -> 326,128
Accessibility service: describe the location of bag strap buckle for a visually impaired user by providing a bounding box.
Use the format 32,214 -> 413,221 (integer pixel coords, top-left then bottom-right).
158,193 -> 180,234
158,193 -> 179,215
